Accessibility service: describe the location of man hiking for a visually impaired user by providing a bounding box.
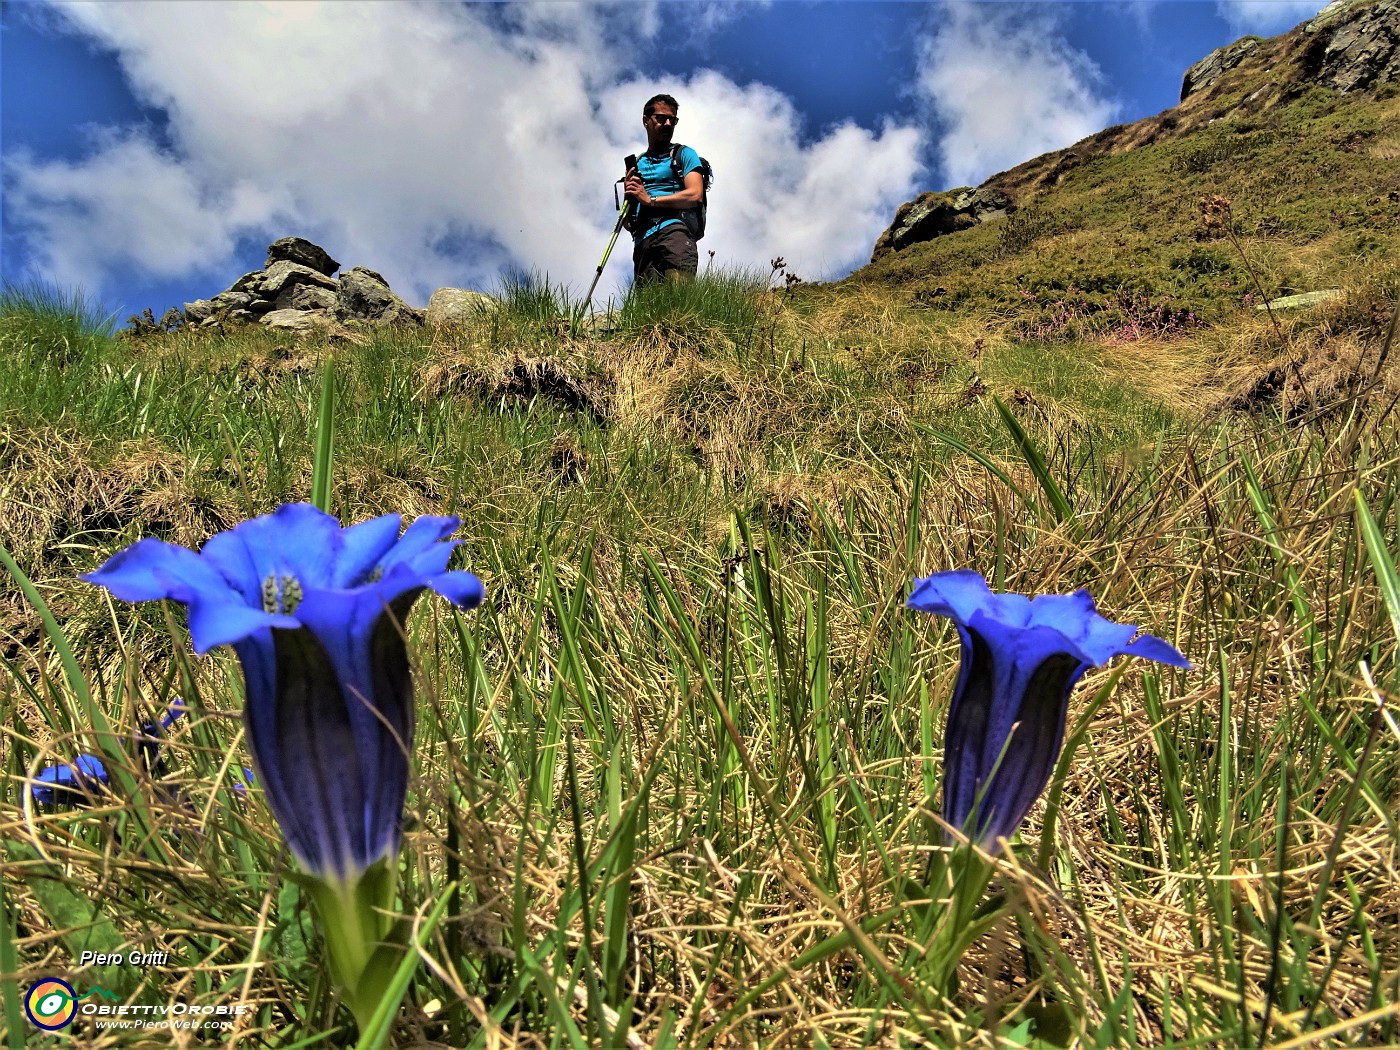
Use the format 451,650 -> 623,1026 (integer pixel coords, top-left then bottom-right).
623,94 -> 705,285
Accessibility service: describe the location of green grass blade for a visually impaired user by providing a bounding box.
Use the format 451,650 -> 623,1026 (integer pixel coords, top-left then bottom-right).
0,878 -> 24,1046
311,354 -> 336,512
911,420 -> 1043,517
992,395 -> 1075,525
353,882 -> 455,1050
1354,489 -> 1400,644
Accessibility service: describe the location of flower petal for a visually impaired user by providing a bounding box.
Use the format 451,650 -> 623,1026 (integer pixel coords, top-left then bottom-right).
333,513 -> 403,587
943,618 -> 1088,849
907,569 -> 996,624
84,538 -> 294,653
32,754 -> 110,806
1124,633 -> 1192,668
377,515 -> 462,578
83,538 -> 232,604
200,503 -> 342,598
1027,590 -> 1137,663
240,625 -> 371,879
424,570 -> 485,609
187,597 -> 297,654
288,588 -> 417,869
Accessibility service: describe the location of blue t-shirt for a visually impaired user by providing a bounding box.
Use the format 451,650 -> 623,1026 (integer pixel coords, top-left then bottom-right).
632,145 -> 701,243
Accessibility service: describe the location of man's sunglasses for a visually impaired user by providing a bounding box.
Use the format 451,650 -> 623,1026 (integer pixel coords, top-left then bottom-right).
646,113 -> 678,124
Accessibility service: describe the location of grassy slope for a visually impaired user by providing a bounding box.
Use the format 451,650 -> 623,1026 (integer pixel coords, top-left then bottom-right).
1,25 -> 1399,1050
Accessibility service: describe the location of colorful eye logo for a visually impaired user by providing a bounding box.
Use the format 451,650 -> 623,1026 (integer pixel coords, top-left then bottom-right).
25,978 -> 78,1031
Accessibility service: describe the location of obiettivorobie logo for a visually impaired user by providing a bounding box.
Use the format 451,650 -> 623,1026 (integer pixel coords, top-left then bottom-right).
24,981 -> 122,1030
24,979 -> 246,1033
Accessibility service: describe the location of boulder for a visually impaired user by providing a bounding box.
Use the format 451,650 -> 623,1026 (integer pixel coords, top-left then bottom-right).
426,287 -> 498,327
261,260 -> 338,298
210,290 -> 255,312
262,308 -> 337,332
266,237 -> 340,277
275,283 -> 338,312
229,271 -> 265,293
1181,36 -> 1262,101
336,266 -> 423,325
183,299 -> 214,324
870,187 -> 1015,261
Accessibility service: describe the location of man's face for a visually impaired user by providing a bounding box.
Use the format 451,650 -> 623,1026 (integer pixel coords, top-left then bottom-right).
644,103 -> 678,145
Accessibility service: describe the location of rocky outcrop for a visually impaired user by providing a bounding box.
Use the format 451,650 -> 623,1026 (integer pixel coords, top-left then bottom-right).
126,236 -> 502,337
869,0 -> 1400,263
870,188 -> 1014,263
266,236 -> 339,276
168,237 -> 425,334
1303,0 -> 1400,92
1181,36 -> 1262,101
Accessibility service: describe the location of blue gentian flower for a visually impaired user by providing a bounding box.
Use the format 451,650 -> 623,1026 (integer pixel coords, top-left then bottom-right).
82,503 -> 484,881
31,754 -> 111,806
32,700 -> 187,807
908,569 -> 1189,853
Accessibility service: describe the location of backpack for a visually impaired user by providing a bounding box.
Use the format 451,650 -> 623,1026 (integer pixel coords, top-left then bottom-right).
670,143 -> 713,240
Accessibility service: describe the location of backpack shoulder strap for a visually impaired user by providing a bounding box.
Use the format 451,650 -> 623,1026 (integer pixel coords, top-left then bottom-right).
671,144 -> 707,195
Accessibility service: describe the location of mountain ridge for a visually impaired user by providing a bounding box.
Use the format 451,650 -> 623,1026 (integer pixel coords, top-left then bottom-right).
866,0 -> 1400,267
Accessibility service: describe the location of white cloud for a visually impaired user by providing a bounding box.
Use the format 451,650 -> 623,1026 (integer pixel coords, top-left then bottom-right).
916,3 -> 1121,189
5,0 -> 921,304
1214,1 -> 1328,36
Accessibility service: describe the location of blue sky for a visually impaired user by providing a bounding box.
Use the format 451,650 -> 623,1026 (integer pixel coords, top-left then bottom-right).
1,1 -> 1329,321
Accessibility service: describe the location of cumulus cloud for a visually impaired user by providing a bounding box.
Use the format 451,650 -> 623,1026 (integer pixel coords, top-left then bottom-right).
915,3 -> 1121,189
1214,1 -> 1328,36
4,0 -> 921,305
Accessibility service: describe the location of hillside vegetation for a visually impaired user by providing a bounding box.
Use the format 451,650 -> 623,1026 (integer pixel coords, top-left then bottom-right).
1,20 -> 1399,1049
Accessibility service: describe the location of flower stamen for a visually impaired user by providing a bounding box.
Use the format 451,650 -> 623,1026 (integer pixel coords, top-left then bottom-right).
262,572 -> 304,615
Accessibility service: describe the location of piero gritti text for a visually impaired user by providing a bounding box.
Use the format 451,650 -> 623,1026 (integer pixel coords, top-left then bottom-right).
79,950 -> 170,968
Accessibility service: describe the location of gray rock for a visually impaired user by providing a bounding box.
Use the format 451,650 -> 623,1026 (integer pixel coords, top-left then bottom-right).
183,299 -> 214,323
261,259 -> 338,298
1256,289 -> 1344,311
210,290 -> 255,311
336,266 -> 422,324
870,187 -> 1015,261
1306,0 -> 1400,93
230,271 -> 265,294
1181,36 -> 1262,101
275,283 -> 338,312
266,237 -> 340,277
262,308 -> 336,331
426,287 -> 498,327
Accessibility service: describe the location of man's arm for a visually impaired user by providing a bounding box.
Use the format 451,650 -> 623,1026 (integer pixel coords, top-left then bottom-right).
624,169 -> 703,209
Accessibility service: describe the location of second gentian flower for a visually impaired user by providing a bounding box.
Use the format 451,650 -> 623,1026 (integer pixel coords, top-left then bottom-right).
908,569 -> 1189,853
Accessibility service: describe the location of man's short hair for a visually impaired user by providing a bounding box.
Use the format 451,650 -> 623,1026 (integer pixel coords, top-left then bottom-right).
644,94 -> 679,116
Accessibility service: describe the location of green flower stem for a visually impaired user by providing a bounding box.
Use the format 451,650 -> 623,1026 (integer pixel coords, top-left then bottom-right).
920,844 -> 1000,997
304,858 -> 400,1033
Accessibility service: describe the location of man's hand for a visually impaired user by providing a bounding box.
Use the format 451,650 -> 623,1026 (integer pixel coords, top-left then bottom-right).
623,168 -> 652,206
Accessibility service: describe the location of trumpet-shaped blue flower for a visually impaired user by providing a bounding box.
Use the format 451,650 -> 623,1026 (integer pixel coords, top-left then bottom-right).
31,754 -> 111,807
908,569 -> 1189,853
82,503 -> 484,881
31,701 -> 187,807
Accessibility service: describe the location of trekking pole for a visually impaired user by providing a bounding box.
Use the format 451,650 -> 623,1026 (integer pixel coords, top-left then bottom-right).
581,154 -> 638,316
